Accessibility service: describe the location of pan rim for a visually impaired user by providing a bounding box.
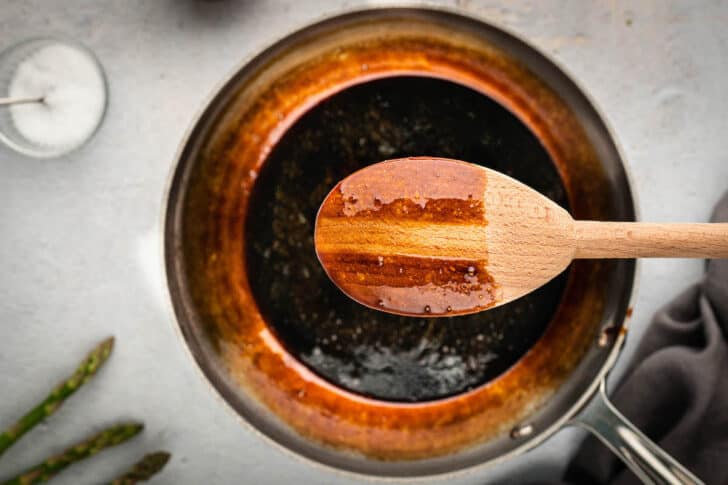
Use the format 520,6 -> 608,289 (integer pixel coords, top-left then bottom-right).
160,4 -> 639,480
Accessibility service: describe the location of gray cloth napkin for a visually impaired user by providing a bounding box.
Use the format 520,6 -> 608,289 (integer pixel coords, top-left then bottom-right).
559,190 -> 728,485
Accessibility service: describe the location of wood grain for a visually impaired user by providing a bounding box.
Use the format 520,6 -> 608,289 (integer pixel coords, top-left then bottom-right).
574,221 -> 728,258
483,167 -> 574,305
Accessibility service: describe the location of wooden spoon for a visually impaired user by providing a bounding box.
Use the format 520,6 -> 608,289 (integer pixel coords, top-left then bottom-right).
314,157 -> 728,317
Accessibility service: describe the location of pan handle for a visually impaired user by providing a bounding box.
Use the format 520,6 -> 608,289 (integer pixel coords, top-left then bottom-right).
569,379 -> 704,485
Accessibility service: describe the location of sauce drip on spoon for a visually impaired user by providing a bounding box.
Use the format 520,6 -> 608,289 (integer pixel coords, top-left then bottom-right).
315,157 -> 498,316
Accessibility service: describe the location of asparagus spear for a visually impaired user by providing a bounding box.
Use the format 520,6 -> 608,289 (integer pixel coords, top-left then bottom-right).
0,422 -> 143,485
108,451 -> 171,485
0,337 -> 115,457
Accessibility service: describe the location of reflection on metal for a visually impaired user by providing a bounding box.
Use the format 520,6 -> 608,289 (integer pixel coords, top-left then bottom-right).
510,423 -> 534,439
598,326 -> 615,347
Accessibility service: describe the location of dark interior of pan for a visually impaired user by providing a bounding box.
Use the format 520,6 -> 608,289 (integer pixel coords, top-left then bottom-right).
164,8 -> 636,477
247,75 -> 569,402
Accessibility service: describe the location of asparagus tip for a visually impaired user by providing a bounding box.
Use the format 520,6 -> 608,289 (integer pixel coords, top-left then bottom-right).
141,451 -> 171,473
109,450 -> 171,484
99,336 -> 115,354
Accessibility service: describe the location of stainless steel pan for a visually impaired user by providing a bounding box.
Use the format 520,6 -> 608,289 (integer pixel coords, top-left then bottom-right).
163,7 -> 701,484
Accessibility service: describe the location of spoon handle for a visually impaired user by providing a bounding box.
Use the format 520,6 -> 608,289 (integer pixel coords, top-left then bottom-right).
0,96 -> 44,107
574,222 -> 728,258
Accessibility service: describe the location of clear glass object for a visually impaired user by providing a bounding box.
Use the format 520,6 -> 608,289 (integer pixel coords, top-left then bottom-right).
0,37 -> 108,158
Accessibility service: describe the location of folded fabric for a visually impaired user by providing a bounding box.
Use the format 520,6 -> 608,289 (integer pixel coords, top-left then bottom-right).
549,190 -> 728,485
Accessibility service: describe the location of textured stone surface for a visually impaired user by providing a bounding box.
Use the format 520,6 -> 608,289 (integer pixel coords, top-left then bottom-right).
0,1 -> 726,484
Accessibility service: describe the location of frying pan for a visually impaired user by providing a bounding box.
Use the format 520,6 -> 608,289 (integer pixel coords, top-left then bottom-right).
163,7 -> 700,484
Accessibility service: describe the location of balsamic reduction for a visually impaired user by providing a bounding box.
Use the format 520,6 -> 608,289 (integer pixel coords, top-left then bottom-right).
245,76 -> 569,402
314,158 -> 498,316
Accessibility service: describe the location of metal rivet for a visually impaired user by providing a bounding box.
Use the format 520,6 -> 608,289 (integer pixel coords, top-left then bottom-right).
598,325 -> 617,347
598,332 -> 610,347
510,423 -> 534,439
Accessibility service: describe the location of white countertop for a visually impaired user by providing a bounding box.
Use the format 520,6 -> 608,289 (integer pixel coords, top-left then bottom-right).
1,1 -> 727,484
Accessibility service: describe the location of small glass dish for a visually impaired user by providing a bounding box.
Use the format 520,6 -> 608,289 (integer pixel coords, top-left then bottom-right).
0,37 -> 108,158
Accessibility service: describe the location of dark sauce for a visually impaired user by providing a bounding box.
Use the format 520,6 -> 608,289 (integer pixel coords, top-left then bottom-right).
245,76 -> 569,402
315,158 -> 498,316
